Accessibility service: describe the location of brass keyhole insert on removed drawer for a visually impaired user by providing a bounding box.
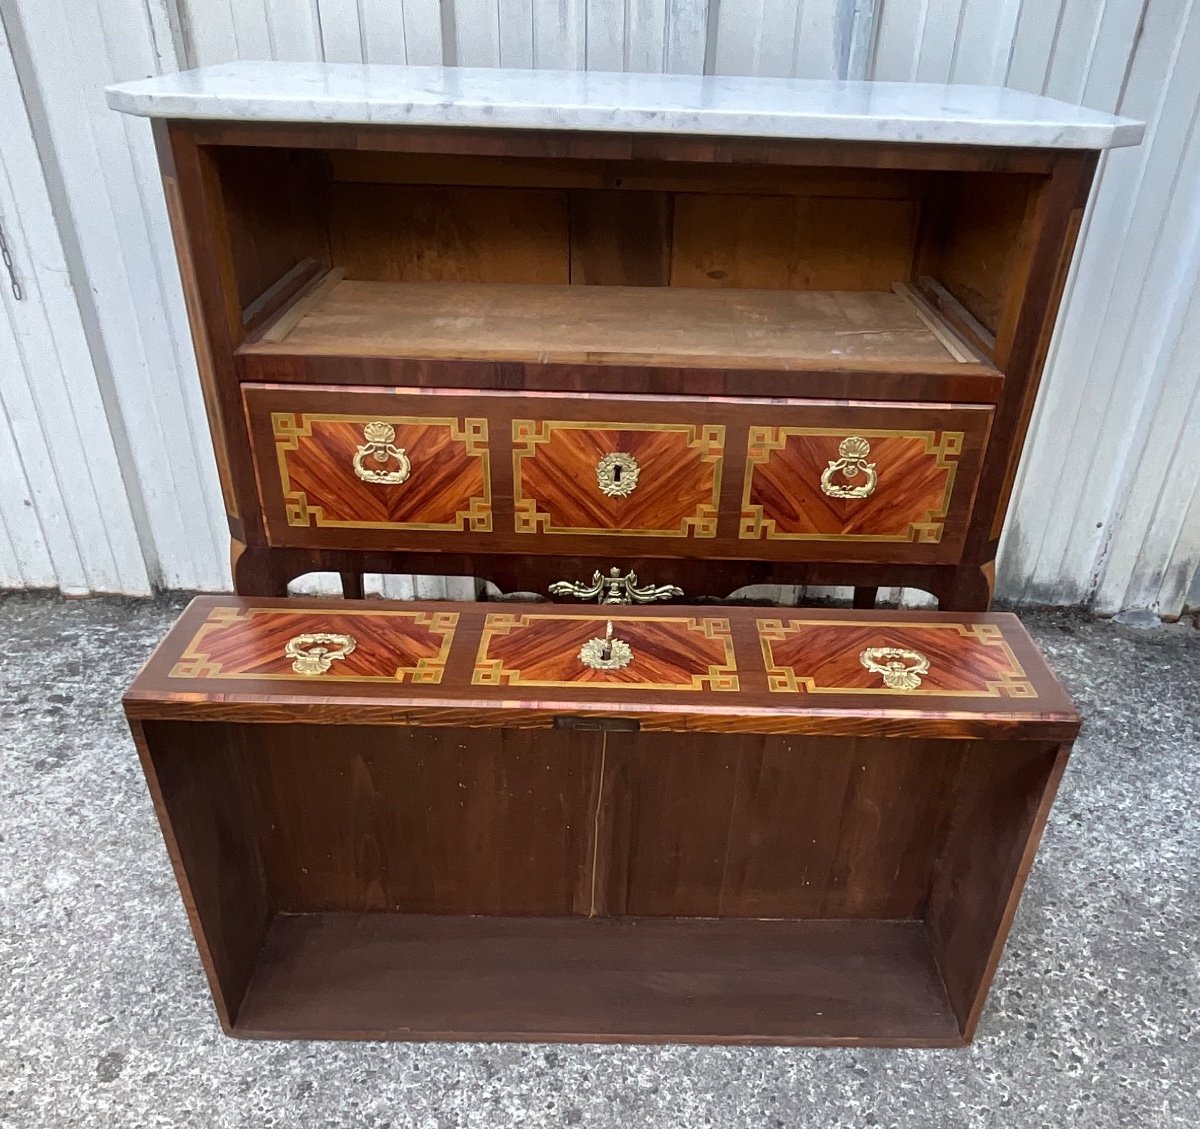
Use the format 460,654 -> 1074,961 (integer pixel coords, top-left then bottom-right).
353,421 -> 412,485
578,620 -> 634,671
596,451 -> 640,497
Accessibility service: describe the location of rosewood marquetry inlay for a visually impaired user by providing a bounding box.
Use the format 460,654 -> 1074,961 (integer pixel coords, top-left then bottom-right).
472,612 -> 739,690
740,412 -> 989,554
135,596 -> 1077,735
758,618 -> 1036,698
268,411 -> 491,534
512,420 -> 724,538
169,603 -> 458,684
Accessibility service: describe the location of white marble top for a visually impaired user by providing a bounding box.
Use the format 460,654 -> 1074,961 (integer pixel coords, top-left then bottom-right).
107,62 -> 1144,150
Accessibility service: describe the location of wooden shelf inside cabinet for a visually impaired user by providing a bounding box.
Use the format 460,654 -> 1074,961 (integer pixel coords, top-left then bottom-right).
241,273 -> 994,374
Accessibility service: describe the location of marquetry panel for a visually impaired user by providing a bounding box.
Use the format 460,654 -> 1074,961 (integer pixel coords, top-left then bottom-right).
169,604 -> 458,684
513,420 -> 723,537
741,427 -> 969,544
473,613 -> 739,691
270,412 -> 491,533
759,618 -> 1038,699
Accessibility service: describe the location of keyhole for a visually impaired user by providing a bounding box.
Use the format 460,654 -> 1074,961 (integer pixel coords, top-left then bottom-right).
613,464 -> 622,483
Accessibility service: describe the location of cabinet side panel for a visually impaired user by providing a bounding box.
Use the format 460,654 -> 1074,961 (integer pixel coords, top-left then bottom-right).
211,146 -> 332,313
133,720 -> 272,1030
159,123 -> 263,540
965,152 -> 1097,557
925,739 -> 1071,1037
917,173 -> 1044,337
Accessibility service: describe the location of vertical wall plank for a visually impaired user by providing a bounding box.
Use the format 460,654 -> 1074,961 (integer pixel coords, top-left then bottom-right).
228,0 -> 274,58
1000,0 -> 1200,613
175,0 -> 240,66
626,0 -> 669,72
317,0 -> 365,62
665,0 -> 709,73
1039,0 -> 1106,102
950,0 -> 1022,84
359,0 -> 410,62
402,0 -> 445,63
793,0 -> 841,79
1006,0 -> 1063,94
585,0 -> 626,70
452,0 -> 502,66
497,0 -> 534,67
0,11 -> 152,594
870,0 -> 929,81
532,0 -> 584,68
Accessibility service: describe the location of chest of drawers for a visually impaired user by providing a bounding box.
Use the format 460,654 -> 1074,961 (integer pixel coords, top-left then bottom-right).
125,596 -> 1080,1044
107,66 -> 1142,610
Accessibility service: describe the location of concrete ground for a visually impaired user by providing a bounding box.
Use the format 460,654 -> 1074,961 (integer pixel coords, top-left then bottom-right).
0,591 -> 1197,1128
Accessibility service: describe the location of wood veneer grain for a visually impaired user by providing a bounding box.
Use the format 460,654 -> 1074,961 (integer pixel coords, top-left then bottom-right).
125,596 -> 1081,741
232,913 -> 963,1045
241,279 -> 974,370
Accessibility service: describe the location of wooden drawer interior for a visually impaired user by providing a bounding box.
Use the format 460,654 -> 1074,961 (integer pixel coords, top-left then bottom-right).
140,716 -> 1062,1044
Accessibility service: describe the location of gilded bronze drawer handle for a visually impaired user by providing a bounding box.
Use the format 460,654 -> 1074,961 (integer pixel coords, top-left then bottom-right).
579,621 -> 633,671
859,646 -> 929,690
820,436 -> 877,499
284,632 -> 357,676
353,421 -> 412,485
550,566 -> 683,605
596,451 -> 640,497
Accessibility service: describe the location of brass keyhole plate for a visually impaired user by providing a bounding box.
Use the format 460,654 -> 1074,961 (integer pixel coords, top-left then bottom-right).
596,452 -> 640,498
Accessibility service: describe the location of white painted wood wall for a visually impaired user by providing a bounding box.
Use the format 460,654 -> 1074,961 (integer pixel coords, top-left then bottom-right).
0,0 -> 1196,615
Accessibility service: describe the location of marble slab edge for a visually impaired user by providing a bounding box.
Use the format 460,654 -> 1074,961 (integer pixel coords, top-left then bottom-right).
105,63 -> 1145,150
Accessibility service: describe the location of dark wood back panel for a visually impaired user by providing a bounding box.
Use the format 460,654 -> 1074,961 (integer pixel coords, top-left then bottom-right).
329,183 -> 570,283
324,181 -> 920,290
595,732 -> 965,919
240,723 -> 602,915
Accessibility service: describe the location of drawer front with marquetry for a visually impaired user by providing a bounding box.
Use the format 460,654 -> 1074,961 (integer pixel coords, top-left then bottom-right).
737,403 -> 992,562
512,419 -> 723,538
244,385 -> 493,548
245,385 -> 988,563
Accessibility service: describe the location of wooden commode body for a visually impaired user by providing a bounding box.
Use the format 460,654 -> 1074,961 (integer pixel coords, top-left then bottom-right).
108,65 -> 1139,1044
107,64 -> 1142,610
